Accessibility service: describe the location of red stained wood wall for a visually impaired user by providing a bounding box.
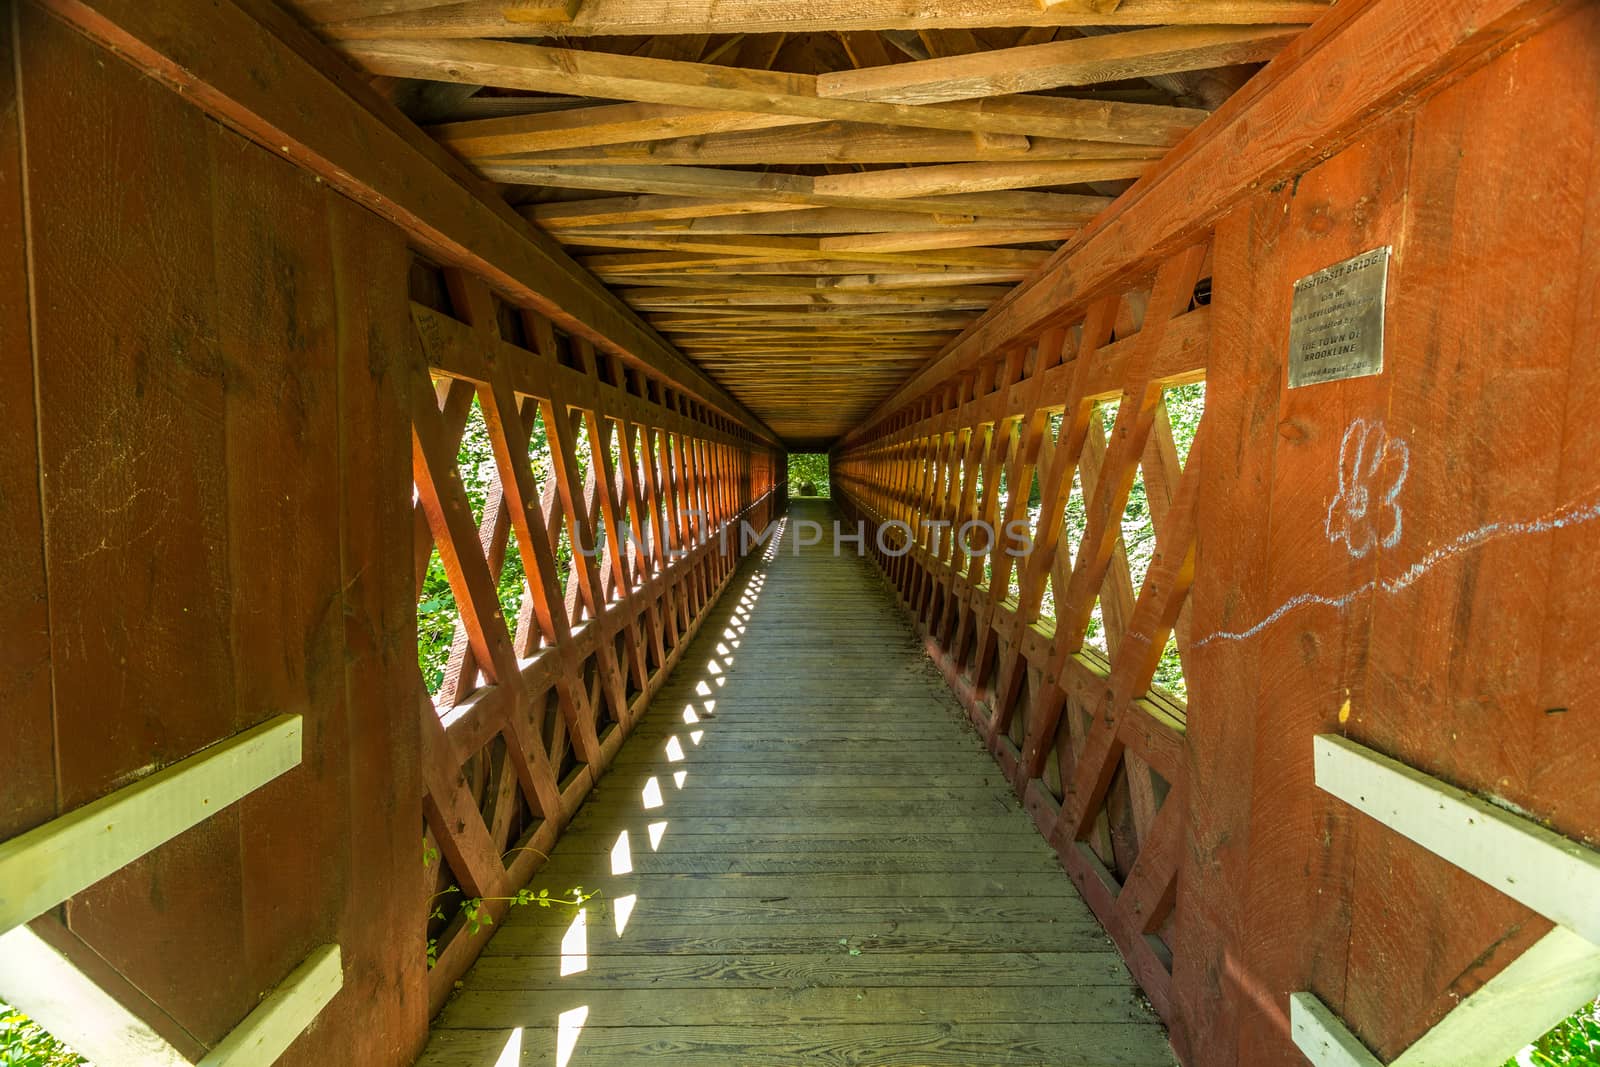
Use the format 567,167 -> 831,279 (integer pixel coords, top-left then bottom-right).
1174,7 -> 1600,1064
0,7 -> 428,1061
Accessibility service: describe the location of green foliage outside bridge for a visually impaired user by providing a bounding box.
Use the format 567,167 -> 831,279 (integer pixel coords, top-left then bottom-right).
787,453 -> 830,497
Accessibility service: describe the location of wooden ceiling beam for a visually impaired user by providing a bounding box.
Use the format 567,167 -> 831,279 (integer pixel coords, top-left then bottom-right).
681,347 -> 953,355
621,287 -> 1010,308
721,379 -> 920,387
577,249 -> 818,272
671,327 -> 952,336
486,163 -> 1139,219
527,195 -> 815,227
712,359 -> 932,366
440,98 -> 1204,162
674,343 -> 951,352
696,353 -> 939,362
651,314 -> 978,330
820,227 -> 1077,251
598,262 -> 1024,283
606,270 -> 1032,292
474,125 -> 1165,166
605,270 -> 1028,291
686,356 -> 936,365
530,192 -> 1109,229
731,370 -> 914,377
649,321 -> 972,334
538,205 -> 1108,236
647,305 -> 976,318
589,265 -> 1033,285
566,233 -> 1052,267
336,38 -> 1221,143
299,0 -> 578,26
430,103 -> 811,158
808,159 -> 1150,197
816,24 -> 1302,105
676,348 -> 945,356
314,0 -> 1333,40
721,379 -> 920,389
659,329 -> 960,337
685,335 -> 950,344
1070,25 -> 1257,109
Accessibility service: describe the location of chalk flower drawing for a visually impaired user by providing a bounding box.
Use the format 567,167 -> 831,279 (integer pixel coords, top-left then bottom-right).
1193,421 -> 1600,648
1325,418 -> 1409,558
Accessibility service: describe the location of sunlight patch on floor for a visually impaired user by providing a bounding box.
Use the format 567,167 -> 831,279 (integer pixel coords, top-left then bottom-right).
609,831 -> 631,876
612,894 -> 637,937
491,1027 -> 522,1067
555,1007 -> 587,1067
559,909 -> 587,977
530,552 -> 778,1066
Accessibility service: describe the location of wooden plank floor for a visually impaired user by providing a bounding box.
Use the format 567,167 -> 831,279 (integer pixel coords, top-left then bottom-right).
420,498 -> 1175,1067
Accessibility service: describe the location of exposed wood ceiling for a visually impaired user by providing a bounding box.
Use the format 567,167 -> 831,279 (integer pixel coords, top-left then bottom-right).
289,0 -> 1327,447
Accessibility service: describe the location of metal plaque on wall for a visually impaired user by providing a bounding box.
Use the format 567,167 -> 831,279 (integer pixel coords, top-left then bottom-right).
1286,246 -> 1391,388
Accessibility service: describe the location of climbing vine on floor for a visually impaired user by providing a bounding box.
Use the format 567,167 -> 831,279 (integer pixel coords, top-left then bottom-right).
424,837 -> 599,968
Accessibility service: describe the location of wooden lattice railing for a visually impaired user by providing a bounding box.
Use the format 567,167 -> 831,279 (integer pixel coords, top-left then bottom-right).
833,240 -> 1213,1021
406,264 -> 781,1007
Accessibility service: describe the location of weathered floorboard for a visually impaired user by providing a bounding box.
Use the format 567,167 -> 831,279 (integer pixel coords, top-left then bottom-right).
421,498 -> 1173,1066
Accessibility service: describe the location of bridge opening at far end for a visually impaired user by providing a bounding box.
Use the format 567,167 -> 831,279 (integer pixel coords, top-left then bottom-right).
787,453 -> 831,499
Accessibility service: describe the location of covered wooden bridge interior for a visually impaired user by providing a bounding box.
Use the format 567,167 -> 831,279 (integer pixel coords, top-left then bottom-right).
2,0 -> 1598,1065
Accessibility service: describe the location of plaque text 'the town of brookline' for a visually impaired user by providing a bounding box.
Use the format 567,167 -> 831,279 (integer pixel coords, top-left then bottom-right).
1286,246 -> 1391,388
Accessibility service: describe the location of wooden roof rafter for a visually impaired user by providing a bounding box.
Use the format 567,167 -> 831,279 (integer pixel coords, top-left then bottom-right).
279,0 -> 1326,441
307,0 -> 1337,40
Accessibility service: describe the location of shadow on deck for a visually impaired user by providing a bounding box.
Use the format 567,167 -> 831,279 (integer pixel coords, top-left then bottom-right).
420,498 -> 1175,1067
